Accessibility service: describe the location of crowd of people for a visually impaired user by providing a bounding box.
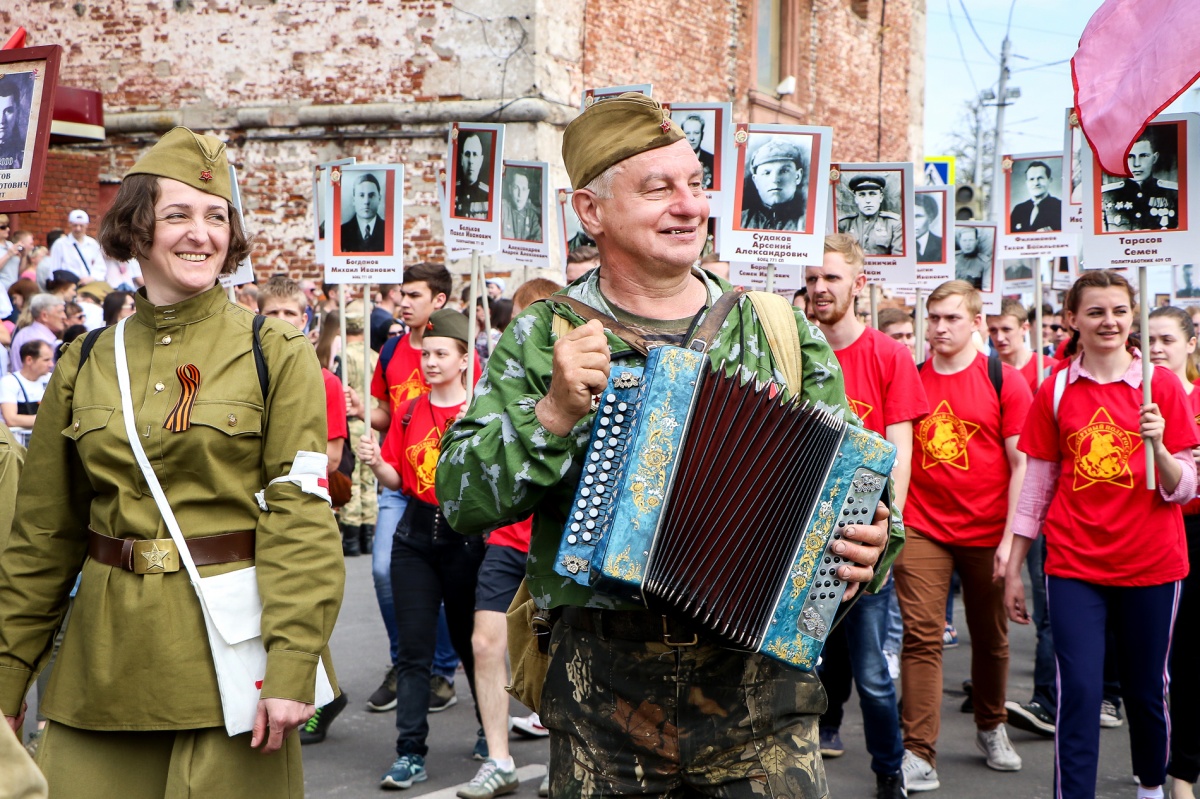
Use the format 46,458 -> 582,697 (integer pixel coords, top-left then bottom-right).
1,102 -> 1198,799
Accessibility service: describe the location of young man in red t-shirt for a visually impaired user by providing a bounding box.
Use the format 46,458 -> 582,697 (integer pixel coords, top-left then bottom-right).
896,280 -> 1033,790
806,234 -> 928,799
986,298 -> 1059,738
987,299 -> 1058,395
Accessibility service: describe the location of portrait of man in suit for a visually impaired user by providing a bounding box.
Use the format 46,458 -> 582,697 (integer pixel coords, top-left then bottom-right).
340,173 -> 386,252
1009,159 -> 1062,233
682,114 -> 715,190
914,192 -> 943,263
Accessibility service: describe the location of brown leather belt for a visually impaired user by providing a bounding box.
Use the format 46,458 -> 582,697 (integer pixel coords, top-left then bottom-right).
561,606 -> 701,647
87,528 -> 255,575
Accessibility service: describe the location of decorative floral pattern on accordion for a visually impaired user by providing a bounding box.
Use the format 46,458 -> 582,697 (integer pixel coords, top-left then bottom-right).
630,396 -> 677,518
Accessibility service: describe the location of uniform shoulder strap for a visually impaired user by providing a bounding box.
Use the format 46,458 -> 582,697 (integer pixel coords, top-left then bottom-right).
252,314 -> 268,400
76,327 -> 106,375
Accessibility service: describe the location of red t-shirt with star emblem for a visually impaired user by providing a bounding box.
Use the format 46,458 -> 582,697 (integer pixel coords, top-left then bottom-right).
1018,354 -> 1058,396
1019,365 -> 1198,585
380,394 -> 464,505
833,326 -> 929,436
905,353 -> 1033,547
371,333 -> 429,411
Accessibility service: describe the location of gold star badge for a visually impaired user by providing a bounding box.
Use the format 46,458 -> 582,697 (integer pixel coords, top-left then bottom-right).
1067,406 -> 1141,490
141,541 -> 172,572
917,399 -> 980,471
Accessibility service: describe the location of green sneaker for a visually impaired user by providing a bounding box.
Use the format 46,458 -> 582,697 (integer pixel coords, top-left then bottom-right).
456,759 -> 519,799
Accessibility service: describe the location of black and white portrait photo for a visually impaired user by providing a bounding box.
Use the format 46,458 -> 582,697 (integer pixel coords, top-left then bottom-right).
501,165 -> 543,243
1004,259 -> 1035,282
954,223 -> 996,293
836,171 -> 905,255
738,134 -> 810,232
1100,122 -> 1183,233
1008,156 -> 1063,233
451,128 -> 494,221
339,171 -> 387,253
679,111 -> 716,190
914,191 -> 944,263
0,72 -> 32,172
1176,263 -> 1200,299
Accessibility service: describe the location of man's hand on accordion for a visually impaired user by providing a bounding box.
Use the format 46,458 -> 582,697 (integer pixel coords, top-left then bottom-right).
537,319 -> 612,437
836,499 -> 890,601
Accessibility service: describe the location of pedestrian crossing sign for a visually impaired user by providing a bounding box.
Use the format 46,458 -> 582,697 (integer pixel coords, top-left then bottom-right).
923,157 -> 955,186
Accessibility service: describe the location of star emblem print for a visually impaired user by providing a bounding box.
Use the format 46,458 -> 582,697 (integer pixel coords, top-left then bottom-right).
199,169 -> 213,182
141,541 -> 171,572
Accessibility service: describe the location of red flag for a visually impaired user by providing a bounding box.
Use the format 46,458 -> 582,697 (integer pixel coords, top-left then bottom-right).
2,27 -> 27,50
1072,0 -> 1200,176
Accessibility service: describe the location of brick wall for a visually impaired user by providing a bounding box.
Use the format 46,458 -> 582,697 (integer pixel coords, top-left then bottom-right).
8,150 -> 103,246
8,0 -> 921,287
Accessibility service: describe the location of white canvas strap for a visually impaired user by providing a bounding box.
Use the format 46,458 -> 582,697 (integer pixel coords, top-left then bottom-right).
1052,365 -> 1068,419
114,317 -> 204,585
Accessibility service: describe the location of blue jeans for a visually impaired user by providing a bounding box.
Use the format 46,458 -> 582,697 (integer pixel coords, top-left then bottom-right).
819,575 -> 905,776
375,488 -> 459,679
1025,536 -> 1057,712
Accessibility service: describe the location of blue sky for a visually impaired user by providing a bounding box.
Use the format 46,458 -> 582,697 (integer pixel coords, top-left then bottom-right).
924,1 -> 1105,157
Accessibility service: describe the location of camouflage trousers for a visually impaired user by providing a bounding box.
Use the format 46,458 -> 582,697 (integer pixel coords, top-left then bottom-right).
337,418 -> 378,527
540,615 -> 829,798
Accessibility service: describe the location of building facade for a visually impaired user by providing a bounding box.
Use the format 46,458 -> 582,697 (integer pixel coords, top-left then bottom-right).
6,0 -> 925,285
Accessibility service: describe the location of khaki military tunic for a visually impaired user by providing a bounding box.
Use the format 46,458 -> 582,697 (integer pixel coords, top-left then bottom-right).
0,425 -> 24,552
0,285 -> 344,730
839,211 -> 903,255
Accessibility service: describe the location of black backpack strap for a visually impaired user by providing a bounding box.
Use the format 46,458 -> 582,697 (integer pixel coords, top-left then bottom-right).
378,335 -> 402,385
987,351 -> 1004,403
76,327 -> 106,376
252,314 -> 268,401
399,395 -> 423,431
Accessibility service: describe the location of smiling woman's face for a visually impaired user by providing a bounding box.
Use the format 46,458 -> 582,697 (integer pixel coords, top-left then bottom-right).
141,177 -> 230,305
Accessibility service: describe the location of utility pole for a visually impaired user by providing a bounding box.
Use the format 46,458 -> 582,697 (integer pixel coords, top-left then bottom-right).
988,35 -> 1013,220
973,102 -> 985,186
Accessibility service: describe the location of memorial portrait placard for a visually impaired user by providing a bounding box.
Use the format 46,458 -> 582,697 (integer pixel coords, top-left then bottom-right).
0,45 -> 61,213
324,163 -> 404,284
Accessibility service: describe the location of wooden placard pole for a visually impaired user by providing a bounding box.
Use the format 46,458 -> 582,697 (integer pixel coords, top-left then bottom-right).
914,288 -> 924,363
1034,257 -> 1045,388
338,287 -> 347,383
870,284 -> 879,329
765,263 -> 775,294
1140,264 -> 1155,490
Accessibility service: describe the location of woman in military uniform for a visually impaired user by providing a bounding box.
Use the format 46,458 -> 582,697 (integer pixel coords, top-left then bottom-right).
0,127 -> 344,798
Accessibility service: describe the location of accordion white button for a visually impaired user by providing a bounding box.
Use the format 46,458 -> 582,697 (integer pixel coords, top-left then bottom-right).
582,532 -> 592,542
615,414 -> 625,423
617,402 -> 627,411
588,508 -> 599,518
604,405 -> 614,414
599,417 -> 610,426
612,426 -> 622,435
581,488 -> 591,497
605,449 -> 615,458
606,394 -> 617,402
567,534 -> 578,544
577,500 -> 587,509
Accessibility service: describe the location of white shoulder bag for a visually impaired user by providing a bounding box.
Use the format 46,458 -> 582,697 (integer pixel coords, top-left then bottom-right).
114,318 -> 335,736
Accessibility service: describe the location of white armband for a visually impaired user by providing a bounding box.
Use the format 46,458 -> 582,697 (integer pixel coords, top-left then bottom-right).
255,450 -> 331,510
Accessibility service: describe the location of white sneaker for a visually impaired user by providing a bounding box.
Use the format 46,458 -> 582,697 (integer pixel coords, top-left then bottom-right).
902,749 -> 940,792
1100,699 -> 1124,728
510,712 -> 549,738
976,724 -> 1022,771
884,650 -> 900,680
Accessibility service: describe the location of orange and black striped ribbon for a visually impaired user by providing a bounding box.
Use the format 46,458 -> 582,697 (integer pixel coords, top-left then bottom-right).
163,364 -> 201,432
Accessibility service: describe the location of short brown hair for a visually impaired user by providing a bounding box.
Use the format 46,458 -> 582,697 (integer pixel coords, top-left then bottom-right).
992,298 -> 1027,324
926,279 -> 982,317
823,233 -> 864,271
403,262 -> 452,300
99,174 -> 251,275
259,275 -> 307,310
512,278 -> 563,312
877,307 -> 911,331
566,245 -> 599,264
1062,269 -> 1136,358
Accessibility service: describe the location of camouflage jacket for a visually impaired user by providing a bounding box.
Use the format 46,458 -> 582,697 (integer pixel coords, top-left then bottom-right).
437,269 -> 903,609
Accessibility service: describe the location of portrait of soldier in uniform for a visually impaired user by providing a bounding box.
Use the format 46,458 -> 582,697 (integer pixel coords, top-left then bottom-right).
838,173 -> 903,255
1176,263 -> 1200,298
1101,127 -> 1180,232
453,130 -> 491,220
339,172 -> 387,253
954,225 -> 995,292
681,114 -> 715,190
739,135 -> 809,231
0,73 -> 30,172
1004,259 -> 1035,282
1009,159 -> 1063,233
914,192 -> 944,263
501,166 -> 543,243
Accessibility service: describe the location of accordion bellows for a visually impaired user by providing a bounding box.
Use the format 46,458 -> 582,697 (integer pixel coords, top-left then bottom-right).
555,345 -> 896,670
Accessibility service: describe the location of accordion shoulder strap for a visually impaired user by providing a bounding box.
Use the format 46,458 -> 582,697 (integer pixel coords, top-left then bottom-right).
552,296 -> 652,355
746,291 -> 804,395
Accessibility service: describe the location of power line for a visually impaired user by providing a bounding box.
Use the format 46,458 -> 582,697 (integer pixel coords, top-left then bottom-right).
957,0 -> 999,62
926,10 -> 1081,40
945,0 -> 981,95
1012,57 -> 1070,73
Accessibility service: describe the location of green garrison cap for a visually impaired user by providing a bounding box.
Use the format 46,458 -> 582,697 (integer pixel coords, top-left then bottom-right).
563,93 -> 684,190
425,308 -> 471,346
126,126 -> 233,205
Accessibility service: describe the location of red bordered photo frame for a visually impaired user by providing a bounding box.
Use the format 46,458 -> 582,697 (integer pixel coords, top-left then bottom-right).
0,45 -> 62,214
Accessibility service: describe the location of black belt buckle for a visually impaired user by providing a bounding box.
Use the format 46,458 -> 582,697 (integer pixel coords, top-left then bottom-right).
662,617 -> 698,647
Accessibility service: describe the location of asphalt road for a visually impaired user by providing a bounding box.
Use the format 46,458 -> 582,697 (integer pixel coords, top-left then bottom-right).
302,556 -> 1144,798
20,554 -> 1147,797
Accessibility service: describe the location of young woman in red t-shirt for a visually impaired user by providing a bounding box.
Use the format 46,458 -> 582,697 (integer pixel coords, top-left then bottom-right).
356,308 -> 484,789
1004,270 -> 1199,799
1147,305 -> 1200,799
